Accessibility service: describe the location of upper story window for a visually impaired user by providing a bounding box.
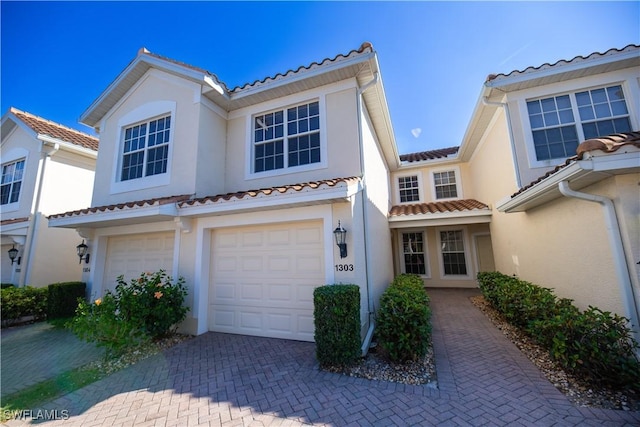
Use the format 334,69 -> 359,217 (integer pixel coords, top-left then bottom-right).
527,84 -> 631,161
121,115 -> 171,181
253,101 -> 320,173
433,171 -> 458,199
1,159 -> 25,205
398,175 -> 420,202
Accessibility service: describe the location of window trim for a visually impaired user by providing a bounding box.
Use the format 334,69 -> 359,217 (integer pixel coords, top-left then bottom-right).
398,230 -> 430,278
429,166 -> 462,201
245,97 -> 327,180
436,226 -> 471,279
1,158 -> 26,208
521,81 -> 633,168
396,173 -> 422,204
111,101 -> 175,194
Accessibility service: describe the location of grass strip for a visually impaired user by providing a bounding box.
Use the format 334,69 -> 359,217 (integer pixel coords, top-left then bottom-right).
0,365 -> 105,422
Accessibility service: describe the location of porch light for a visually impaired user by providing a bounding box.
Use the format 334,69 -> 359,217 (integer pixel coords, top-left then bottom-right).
333,221 -> 348,259
8,245 -> 20,265
76,240 -> 90,264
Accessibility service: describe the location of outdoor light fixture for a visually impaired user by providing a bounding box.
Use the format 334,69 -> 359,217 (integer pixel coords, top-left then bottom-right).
8,245 -> 20,265
76,240 -> 90,264
333,221 -> 348,259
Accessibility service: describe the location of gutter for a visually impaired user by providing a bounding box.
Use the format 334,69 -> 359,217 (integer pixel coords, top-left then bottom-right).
356,72 -> 378,356
482,97 -> 522,188
22,141 -> 59,285
558,181 -> 640,340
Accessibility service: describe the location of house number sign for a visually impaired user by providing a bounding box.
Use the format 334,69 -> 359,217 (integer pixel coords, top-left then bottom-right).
334,264 -> 354,272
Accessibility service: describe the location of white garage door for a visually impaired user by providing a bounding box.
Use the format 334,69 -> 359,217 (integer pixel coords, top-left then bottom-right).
104,232 -> 174,293
210,221 -> 324,342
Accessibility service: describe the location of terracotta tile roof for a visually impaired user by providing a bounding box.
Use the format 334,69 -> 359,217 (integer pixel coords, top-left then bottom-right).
229,42 -> 374,92
49,177 -> 361,220
485,44 -> 639,83
48,195 -> 192,220
136,48 -> 229,91
0,217 -> 29,226
511,131 -> 640,198
400,147 -> 459,163
389,199 -> 489,217
576,132 -> 640,159
180,177 -> 361,207
9,107 -> 99,151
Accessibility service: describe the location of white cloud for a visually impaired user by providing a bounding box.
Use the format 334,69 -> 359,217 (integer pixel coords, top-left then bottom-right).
411,128 -> 422,138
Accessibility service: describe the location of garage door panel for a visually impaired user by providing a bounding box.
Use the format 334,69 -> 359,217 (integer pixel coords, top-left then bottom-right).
105,233 -> 174,294
210,221 -> 323,341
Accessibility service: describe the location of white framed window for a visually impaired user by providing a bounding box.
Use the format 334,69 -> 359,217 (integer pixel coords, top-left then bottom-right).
401,231 -> 429,276
253,100 -> 320,173
1,159 -> 25,205
433,171 -> 458,199
437,228 -> 469,277
398,175 -> 420,203
527,84 -> 631,161
120,115 -> 171,181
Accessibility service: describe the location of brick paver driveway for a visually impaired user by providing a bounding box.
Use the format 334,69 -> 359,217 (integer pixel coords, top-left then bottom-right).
4,289 -> 639,426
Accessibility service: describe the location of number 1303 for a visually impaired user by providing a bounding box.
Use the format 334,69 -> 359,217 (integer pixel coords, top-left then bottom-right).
335,264 -> 354,272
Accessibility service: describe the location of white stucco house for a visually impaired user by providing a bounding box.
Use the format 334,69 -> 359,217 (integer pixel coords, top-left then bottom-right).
47,42 -> 639,343
1,108 -> 99,287
48,43 -> 396,345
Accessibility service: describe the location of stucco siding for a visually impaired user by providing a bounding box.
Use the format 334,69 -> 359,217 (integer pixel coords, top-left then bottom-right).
360,103 -> 393,313
492,177 -> 633,317
195,105 -> 227,197
92,69 -> 202,206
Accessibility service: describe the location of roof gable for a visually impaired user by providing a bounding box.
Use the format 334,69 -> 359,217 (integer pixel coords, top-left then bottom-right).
3,107 -> 99,151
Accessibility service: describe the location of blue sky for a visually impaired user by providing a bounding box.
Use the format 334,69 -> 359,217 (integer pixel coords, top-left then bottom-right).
1,1 -> 638,155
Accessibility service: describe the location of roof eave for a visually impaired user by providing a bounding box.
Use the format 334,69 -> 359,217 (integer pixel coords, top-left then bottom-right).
388,209 -> 492,228
80,54 -> 227,128
497,150 -> 640,213
48,203 -> 179,229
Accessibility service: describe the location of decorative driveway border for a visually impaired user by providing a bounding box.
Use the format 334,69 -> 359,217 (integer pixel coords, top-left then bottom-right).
3,288 -> 639,426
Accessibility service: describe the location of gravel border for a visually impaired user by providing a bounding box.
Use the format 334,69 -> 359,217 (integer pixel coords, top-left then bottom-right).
470,295 -> 640,411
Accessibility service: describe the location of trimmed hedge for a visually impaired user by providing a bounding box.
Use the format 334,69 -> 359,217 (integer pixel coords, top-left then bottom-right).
47,282 -> 86,319
1,286 -> 48,326
313,284 -> 361,368
477,271 -> 640,389
377,274 -> 431,363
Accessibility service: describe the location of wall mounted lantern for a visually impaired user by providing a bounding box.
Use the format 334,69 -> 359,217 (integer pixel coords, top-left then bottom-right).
8,245 -> 20,265
76,240 -> 90,264
333,221 -> 347,259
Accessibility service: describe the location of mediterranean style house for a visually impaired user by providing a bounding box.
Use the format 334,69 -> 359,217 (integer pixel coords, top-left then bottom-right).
46,42 -> 639,342
1,108 -> 99,287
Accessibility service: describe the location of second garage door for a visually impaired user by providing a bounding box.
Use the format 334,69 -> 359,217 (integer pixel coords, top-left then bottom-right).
104,232 -> 175,293
209,221 -> 324,342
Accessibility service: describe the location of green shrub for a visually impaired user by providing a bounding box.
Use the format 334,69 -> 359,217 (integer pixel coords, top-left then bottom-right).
1,283 -> 15,289
115,271 -> 189,339
68,270 -> 189,357
47,282 -> 86,319
1,286 -> 48,325
377,275 -> 431,363
477,271 -> 640,389
313,284 -> 361,368
68,293 -> 148,358
391,273 -> 425,291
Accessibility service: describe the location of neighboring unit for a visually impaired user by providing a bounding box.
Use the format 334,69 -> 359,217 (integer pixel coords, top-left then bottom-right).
1,108 -> 99,287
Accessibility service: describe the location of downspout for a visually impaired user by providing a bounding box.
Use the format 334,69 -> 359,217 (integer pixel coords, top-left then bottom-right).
21,141 -> 59,286
357,72 -> 378,356
558,181 -> 640,340
482,97 -> 522,188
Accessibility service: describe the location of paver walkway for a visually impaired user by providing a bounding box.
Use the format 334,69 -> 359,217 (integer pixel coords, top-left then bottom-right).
3,288 -> 639,426
1,322 -> 104,398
